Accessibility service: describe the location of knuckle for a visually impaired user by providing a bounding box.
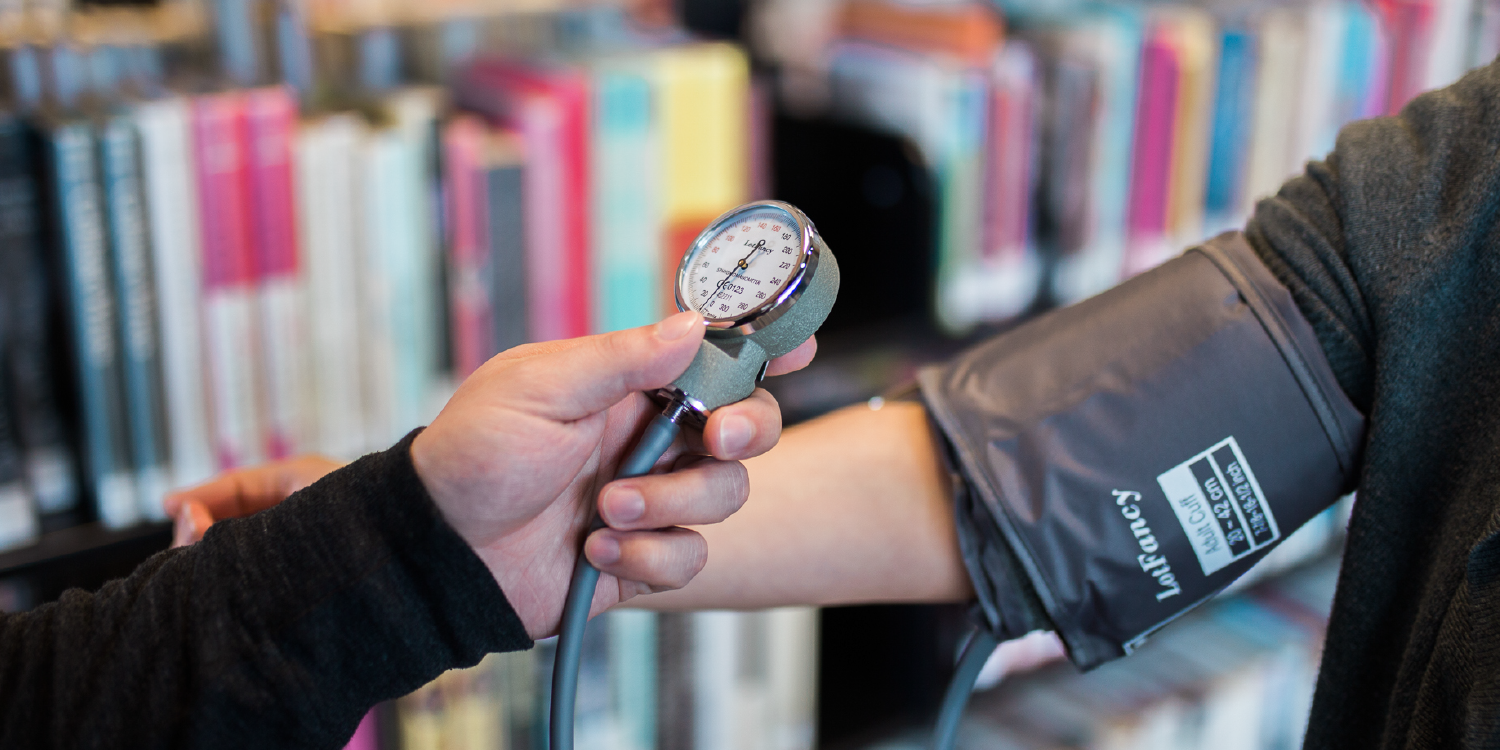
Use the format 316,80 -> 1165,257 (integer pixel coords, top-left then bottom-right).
664,532 -> 708,589
716,461 -> 750,510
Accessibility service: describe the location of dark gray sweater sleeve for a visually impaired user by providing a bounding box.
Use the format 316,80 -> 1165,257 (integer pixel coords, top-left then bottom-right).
0,429 -> 531,749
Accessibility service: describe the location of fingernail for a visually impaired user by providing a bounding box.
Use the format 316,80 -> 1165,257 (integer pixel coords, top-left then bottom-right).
590,536 -> 622,566
656,311 -> 700,341
719,414 -> 754,457
604,487 -> 645,524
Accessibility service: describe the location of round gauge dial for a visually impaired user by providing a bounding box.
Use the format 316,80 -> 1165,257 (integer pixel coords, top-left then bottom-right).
678,205 -> 808,324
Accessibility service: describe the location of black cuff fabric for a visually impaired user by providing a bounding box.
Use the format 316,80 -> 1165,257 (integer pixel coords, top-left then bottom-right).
919,233 -> 1363,669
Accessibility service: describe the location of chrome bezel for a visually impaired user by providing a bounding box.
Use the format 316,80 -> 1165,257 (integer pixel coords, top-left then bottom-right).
673,200 -> 823,334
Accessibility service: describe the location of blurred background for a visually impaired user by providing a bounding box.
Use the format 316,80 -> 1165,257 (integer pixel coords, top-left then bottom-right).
0,0 -> 1483,746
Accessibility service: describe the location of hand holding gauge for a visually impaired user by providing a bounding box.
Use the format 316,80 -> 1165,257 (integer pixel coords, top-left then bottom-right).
550,201 -> 839,749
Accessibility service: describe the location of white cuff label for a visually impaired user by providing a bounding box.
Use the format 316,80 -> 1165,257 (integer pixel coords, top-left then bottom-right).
1157,436 -> 1280,576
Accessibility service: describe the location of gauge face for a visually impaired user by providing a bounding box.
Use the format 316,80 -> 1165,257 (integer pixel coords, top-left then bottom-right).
679,206 -> 806,323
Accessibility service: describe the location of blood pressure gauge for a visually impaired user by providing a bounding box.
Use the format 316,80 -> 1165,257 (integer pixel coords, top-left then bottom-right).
554,201 -> 837,750
656,200 -> 841,424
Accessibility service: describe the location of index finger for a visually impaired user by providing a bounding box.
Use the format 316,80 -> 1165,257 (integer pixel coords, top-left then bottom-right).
765,335 -> 817,377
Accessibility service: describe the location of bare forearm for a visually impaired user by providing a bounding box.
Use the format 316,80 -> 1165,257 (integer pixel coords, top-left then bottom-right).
635,400 -> 973,610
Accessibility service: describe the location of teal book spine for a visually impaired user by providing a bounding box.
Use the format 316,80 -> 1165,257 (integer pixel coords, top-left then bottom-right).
47,120 -> 138,528
592,63 -> 660,333
100,114 -> 170,518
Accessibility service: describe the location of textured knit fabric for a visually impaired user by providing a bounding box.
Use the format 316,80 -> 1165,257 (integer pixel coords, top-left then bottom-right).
1244,59 -> 1500,749
0,430 -> 531,749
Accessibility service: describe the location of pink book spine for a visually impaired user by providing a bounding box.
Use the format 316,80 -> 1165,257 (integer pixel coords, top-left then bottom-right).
244,86 -> 303,460
442,117 -> 493,379
1124,33 -> 1179,275
518,95 -> 567,344
192,92 -> 264,470
1379,0 -> 1434,115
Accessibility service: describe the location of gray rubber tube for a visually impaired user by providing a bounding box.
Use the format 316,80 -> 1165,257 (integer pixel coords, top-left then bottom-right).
550,409 -> 684,750
931,628 -> 999,750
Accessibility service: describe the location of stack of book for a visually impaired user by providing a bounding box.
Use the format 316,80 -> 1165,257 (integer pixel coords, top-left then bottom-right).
0,7 -> 764,535
0,6 -> 820,748
344,608 -> 819,750
758,0 -> 1494,331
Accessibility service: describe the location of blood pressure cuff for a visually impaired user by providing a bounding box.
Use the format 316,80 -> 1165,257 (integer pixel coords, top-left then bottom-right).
917,232 -> 1365,670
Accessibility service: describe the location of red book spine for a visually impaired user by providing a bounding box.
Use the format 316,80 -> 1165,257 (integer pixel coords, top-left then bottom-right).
462,62 -> 593,342
442,116 -> 493,379
986,49 -> 1035,265
191,92 -> 263,470
557,75 -> 591,340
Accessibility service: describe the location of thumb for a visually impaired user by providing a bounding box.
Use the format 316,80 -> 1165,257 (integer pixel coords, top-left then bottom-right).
508,311 -> 705,421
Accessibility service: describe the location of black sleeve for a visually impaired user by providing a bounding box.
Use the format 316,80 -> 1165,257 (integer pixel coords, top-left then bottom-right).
0,429 -> 531,749
1242,58 -> 1500,750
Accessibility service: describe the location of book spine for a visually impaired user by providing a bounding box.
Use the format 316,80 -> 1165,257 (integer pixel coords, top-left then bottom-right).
1205,27 -> 1257,229
358,131 -> 405,447
592,66 -> 660,334
100,115 -> 171,520
1163,12 -> 1217,250
136,98 -> 216,492
0,119 -> 77,514
293,116 -> 365,458
986,44 -> 1026,265
609,610 -> 658,750
1124,29 -> 1180,278
388,90 -> 445,431
192,92 -> 265,470
0,362 -> 39,550
486,156 -> 528,356
49,121 -> 138,528
517,97 -> 571,344
766,608 -> 818,750
656,612 -> 695,750
245,86 -> 307,460
0,120 -> 41,543
441,116 -> 493,379
559,77 -> 591,340
692,611 -> 742,750
656,44 -> 750,319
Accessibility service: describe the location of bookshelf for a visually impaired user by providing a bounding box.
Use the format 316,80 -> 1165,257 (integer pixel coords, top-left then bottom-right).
0,0 -> 1490,747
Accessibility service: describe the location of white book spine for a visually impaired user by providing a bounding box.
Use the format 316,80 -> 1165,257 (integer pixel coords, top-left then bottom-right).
0,482 -> 38,551
766,607 -> 818,750
692,611 -> 742,750
202,288 -> 262,469
390,89 -> 445,429
256,275 -> 307,457
295,117 -> 366,459
135,99 -> 215,491
356,131 -> 402,449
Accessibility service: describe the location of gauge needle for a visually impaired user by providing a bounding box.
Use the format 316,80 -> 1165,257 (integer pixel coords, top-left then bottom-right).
701,240 -> 766,313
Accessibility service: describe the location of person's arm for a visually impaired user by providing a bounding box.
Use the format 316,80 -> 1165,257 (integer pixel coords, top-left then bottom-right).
0,312 -> 804,748
635,398 -> 973,610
